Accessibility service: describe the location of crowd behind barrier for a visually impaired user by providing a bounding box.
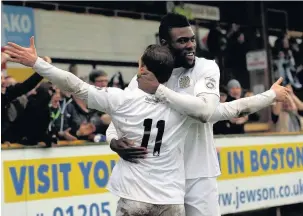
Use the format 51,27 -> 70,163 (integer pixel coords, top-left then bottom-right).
2,21 -> 303,146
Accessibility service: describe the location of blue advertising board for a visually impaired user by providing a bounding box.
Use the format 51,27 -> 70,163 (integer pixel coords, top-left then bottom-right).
2,5 -> 35,47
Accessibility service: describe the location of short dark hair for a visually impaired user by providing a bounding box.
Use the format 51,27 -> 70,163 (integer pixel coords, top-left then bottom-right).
89,70 -> 108,83
141,44 -> 174,83
159,13 -> 190,41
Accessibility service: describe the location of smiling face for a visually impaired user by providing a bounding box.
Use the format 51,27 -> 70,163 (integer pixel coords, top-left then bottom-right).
166,26 -> 196,68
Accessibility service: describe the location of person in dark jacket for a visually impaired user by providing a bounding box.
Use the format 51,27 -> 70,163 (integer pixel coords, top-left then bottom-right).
1,71 -> 43,142
4,82 -> 55,146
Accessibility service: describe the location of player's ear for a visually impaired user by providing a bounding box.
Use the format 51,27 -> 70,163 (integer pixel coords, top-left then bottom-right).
160,39 -> 168,46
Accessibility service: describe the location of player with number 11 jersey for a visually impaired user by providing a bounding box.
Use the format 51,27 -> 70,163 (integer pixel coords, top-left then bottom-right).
104,86 -> 193,205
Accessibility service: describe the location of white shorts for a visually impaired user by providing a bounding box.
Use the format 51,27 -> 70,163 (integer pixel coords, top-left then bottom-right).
184,177 -> 221,216
116,198 -> 185,216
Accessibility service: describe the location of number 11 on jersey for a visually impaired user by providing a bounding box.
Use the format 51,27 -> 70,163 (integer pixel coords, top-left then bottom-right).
141,119 -> 165,156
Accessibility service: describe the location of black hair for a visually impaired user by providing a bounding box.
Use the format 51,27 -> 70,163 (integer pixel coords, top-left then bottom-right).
159,13 -> 190,42
141,44 -> 174,84
89,70 -> 108,83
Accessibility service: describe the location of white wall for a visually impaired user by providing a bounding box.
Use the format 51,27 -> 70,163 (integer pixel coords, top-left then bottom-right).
7,9 -> 209,82
34,9 -> 159,62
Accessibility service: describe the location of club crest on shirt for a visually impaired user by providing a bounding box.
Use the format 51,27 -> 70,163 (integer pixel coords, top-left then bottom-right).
205,77 -> 216,90
145,95 -> 165,105
179,76 -> 191,88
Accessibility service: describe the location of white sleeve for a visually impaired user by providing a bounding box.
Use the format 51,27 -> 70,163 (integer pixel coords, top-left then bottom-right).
106,122 -> 119,143
125,75 -> 138,90
154,61 -> 220,122
209,90 -> 276,123
87,86 -> 125,114
33,57 -> 89,102
194,60 -> 220,98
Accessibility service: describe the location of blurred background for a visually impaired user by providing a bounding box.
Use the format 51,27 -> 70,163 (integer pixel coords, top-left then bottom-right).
2,1 -> 303,142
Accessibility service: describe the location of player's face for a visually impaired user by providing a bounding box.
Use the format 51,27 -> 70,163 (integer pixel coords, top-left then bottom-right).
168,27 -> 196,68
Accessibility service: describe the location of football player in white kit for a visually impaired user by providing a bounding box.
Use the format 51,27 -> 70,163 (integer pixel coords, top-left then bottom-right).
4,40 -> 201,215
5,37 -> 289,216
106,13 -> 291,216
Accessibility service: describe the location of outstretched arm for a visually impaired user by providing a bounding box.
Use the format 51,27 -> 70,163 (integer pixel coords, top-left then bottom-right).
33,57 -> 90,103
155,87 -> 219,122
209,90 -> 276,122
210,78 -> 291,122
139,60 -> 220,122
4,37 -> 124,113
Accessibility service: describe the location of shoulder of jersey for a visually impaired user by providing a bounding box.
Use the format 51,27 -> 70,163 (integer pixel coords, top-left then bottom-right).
124,88 -> 146,99
195,57 -> 218,68
194,57 -> 218,73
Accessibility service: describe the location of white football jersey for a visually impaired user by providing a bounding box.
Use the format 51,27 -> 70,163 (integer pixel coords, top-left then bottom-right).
87,85 -> 193,204
126,57 -> 221,179
169,57 -> 221,179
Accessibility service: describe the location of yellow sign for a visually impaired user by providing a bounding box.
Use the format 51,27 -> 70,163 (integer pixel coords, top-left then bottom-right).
3,154 -> 119,203
3,142 -> 303,203
218,142 -> 303,180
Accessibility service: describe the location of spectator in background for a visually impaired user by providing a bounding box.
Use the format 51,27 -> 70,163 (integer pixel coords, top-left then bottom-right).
289,37 -> 303,85
271,86 -> 302,132
225,24 -> 250,89
219,85 -> 228,103
87,70 -> 111,141
273,33 -> 302,89
225,79 -> 253,134
48,88 -> 64,138
287,84 -> 303,119
213,80 -> 248,134
4,82 -> 55,146
213,82 -> 259,135
207,23 -> 227,84
4,75 -> 29,126
54,70 -> 110,142
1,70 -> 43,142
213,85 -> 229,135
108,72 -> 126,89
89,70 -> 108,88
69,64 -> 78,77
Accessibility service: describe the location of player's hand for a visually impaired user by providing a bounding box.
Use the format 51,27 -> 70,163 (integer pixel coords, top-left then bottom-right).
270,77 -> 291,102
4,36 -> 38,67
1,52 -> 9,64
110,138 -> 148,163
137,69 -> 160,94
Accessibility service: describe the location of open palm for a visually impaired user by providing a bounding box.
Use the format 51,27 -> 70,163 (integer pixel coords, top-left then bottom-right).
270,77 -> 291,102
4,36 -> 38,67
